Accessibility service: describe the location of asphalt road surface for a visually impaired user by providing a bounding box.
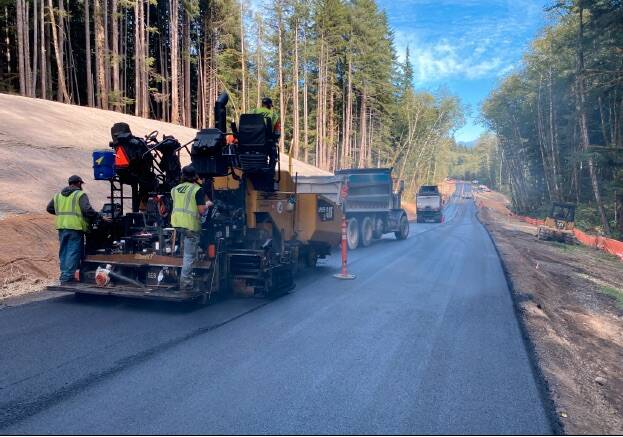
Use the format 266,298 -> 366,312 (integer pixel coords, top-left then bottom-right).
0,184 -> 552,434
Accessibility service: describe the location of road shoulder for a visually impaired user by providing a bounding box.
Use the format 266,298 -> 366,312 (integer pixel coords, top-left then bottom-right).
477,199 -> 623,435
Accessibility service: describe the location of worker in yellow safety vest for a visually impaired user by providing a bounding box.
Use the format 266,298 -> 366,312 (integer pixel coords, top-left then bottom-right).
46,175 -> 105,284
251,97 -> 281,141
171,165 -> 213,290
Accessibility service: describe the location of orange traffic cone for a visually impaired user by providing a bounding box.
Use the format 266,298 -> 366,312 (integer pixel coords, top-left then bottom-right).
334,215 -> 355,280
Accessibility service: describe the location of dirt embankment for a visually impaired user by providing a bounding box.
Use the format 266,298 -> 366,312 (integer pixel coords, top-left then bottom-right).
0,214 -> 58,299
0,93 -> 329,216
477,191 -> 623,435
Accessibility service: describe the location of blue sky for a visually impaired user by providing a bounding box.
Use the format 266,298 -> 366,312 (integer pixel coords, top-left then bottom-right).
377,0 -> 549,143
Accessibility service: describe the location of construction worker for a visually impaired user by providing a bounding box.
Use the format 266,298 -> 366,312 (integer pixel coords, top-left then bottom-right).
46,175 -> 103,284
251,97 -> 281,141
171,165 -> 213,290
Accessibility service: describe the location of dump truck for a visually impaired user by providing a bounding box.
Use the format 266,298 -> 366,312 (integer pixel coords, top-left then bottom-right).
48,92 -> 342,303
296,168 -> 409,250
416,185 -> 442,223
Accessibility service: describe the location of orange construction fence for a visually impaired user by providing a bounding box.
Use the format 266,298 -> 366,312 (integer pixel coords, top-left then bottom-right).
516,213 -> 623,261
572,228 -> 623,261
474,201 -> 623,261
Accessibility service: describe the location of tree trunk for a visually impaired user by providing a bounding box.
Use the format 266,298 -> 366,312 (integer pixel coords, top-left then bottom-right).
302,31 -> 308,163
536,75 -> 552,200
344,57 -> 353,167
255,13 -> 262,108
45,21 -> 52,95
16,0 -> 26,96
111,0 -> 120,110
57,0 -> 65,101
24,0 -> 32,96
170,0 -> 179,124
358,89 -> 367,168
103,0 -> 110,97
142,0 -> 149,118
548,68 -> 561,198
184,7 -> 191,125
240,0 -> 246,113
328,84 -> 335,171
277,7 -> 285,154
31,0 -> 38,96
48,0 -> 70,102
315,40 -> 325,168
93,0 -> 107,108
134,0 -> 142,115
576,6 -> 610,235
292,20 -> 299,159
84,0 -> 94,106
4,7 -> 11,77
39,0 -> 46,99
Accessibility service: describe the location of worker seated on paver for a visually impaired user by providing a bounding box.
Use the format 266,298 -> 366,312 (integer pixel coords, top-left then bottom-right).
240,97 -> 281,188
170,165 -> 213,290
250,97 -> 281,142
46,175 -> 108,285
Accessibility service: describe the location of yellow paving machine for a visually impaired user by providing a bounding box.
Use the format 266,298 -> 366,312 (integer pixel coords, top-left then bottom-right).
49,93 -> 342,302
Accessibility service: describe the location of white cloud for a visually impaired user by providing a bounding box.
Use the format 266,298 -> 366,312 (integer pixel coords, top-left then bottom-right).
397,38 -> 510,83
387,0 -> 546,85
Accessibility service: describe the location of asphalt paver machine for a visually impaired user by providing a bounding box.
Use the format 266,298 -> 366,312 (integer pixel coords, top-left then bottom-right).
50,93 -> 341,303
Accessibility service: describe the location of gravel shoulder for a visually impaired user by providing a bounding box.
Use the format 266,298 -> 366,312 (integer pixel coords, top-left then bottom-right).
477,192 -> 623,435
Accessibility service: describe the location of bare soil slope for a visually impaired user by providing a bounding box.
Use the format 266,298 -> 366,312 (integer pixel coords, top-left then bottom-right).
0,93 -> 329,215
477,193 -> 623,435
0,94 -> 329,299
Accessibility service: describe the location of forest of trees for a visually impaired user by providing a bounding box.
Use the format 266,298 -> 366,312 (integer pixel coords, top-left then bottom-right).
0,0 -> 464,195
479,0 -> 623,237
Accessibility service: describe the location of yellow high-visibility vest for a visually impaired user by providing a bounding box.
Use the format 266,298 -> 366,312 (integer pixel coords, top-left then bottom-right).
250,107 -> 279,129
171,182 -> 201,231
54,190 -> 88,232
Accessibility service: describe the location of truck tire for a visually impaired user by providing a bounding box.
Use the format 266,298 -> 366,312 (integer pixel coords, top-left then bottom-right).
394,214 -> 409,240
347,217 -> 360,250
373,217 -> 384,239
360,216 -> 374,247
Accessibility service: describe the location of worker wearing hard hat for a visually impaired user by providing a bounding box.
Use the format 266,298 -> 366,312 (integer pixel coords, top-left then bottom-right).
251,97 -> 281,141
46,175 -> 104,284
171,165 -> 213,290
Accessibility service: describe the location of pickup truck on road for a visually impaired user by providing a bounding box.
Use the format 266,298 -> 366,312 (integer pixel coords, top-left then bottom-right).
416,185 -> 443,223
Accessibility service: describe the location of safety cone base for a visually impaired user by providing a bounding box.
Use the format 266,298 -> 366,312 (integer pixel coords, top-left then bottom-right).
333,272 -> 356,280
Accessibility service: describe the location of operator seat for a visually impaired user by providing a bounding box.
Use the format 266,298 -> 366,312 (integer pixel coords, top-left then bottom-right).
237,114 -> 278,173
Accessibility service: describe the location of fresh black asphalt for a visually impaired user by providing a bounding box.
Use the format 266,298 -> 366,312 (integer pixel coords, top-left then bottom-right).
0,186 -> 552,434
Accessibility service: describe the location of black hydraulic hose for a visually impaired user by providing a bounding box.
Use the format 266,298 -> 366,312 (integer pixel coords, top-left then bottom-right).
108,270 -> 147,289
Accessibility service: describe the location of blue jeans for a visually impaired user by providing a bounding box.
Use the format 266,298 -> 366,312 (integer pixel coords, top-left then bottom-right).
180,230 -> 199,288
58,229 -> 84,282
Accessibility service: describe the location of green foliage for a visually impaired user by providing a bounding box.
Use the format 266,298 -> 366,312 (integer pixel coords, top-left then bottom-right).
599,286 -> 623,309
481,1 -> 623,234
